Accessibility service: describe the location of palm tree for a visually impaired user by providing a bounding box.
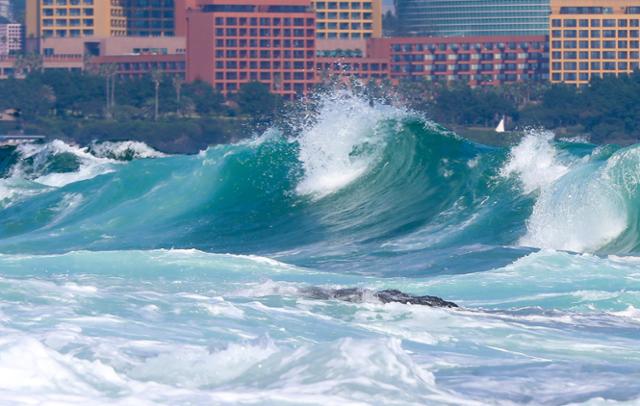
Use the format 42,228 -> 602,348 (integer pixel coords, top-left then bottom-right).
172,75 -> 183,115
96,63 -> 119,119
151,69 -> 163,121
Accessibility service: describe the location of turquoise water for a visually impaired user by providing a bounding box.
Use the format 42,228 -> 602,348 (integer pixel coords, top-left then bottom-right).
1,92 -> 639,405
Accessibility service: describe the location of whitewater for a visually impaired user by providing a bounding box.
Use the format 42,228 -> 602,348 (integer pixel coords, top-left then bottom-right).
1,91 -> 640,405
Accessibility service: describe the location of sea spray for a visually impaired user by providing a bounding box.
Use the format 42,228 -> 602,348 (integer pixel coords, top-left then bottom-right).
295,90 -> 408,198
500,130 -> 570,194
0,90 -> 640,404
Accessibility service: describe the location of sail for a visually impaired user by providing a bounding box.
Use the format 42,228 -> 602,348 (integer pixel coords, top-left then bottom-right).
495,117 -> 506,133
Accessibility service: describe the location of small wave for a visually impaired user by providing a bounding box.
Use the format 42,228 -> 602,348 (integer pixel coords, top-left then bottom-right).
9,140 -> 116,188
88,141 -> 167,160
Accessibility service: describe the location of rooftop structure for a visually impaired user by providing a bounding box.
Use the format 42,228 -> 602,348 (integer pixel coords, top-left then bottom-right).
394,0 -> 550,37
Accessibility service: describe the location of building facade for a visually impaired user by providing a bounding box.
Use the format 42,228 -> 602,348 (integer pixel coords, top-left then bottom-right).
90,53 -> 186,79
0,24 -> 23,55
0,54 -> 85,79
186,0 -> 317,98
122,0 -> 177,37
0,1 -> 11,21
38,36 -> 185,58
395,0 -> 550,37
26,0 -> 176,40
311,0 -> 382,39
550,0 -> 640,85
367,36 -> 549,86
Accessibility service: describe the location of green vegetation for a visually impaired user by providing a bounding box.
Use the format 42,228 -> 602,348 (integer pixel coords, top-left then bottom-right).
3,68 -> 640,150
0,70 -> 282,153
397,72 -> 640,145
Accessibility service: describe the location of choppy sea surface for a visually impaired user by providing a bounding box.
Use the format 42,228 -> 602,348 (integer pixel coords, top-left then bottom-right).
1,92 -> 639,405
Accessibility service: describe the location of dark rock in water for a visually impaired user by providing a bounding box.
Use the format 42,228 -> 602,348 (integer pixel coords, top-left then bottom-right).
301,287 -> 458,308
375,289 -> 458,308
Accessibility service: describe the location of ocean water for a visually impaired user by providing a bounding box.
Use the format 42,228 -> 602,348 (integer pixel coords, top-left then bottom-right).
1,91 -> 639,405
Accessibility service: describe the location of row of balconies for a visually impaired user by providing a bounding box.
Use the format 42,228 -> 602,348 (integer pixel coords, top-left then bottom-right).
551,61 -> 640,71
551,40 -> 640,49
316,22 -> 373,29
392,63 -> 545,72
392,53 -> 545,62
316,12 -> 373,19
552,29 -> 640,39
313,2 -> 374,11
42,0 -> 94,6
391,43 -> 547,53
42,19 -> 94,27
552,50 -> 640,59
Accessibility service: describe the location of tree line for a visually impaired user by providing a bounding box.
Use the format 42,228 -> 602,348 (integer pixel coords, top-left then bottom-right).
0,69 -> 280,122
396,72 -> 640,144
0,69 -> 282,153
3,67 -> 640,149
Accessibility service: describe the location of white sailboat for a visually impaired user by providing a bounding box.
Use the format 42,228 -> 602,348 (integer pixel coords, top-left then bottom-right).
495,116 -> 506,133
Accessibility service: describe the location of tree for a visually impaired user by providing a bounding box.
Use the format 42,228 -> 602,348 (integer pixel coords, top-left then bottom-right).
91,63 -> 119,119
31,70 -> 103,117
0,78 -> 55,120
235,81 -> 281,123
172,75 -> 184,115
177,96 -> 196,117
182,80 -> 225,115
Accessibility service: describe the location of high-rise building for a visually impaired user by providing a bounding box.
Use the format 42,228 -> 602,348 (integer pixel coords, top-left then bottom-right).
186,0 -> 317,98
311,0 -> 382,39
549,0 -> 640,85
0,0 -> 11,21
123,0 -> 176,37
0,23 -> 23,55
394,0 -> 550,37
25,0 -> 176,40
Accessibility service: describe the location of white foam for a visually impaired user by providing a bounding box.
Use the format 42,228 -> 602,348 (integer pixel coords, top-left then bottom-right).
89,141 -> 166,160
0,336 -> 125,395
200,297 -> 245,319
610,306 -> 640,322
295,90 -> 407,198
11,140 -> 116,188
3,140 -> 163,198
501,130 -> 569,194
129,339 -> 278,388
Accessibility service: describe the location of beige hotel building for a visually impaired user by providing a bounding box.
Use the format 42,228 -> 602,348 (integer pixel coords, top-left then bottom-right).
311,0 -> 382,39
550,0 -> 640,85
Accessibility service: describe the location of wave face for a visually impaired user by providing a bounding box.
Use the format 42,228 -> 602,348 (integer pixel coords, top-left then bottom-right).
1,91 -> 640,404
